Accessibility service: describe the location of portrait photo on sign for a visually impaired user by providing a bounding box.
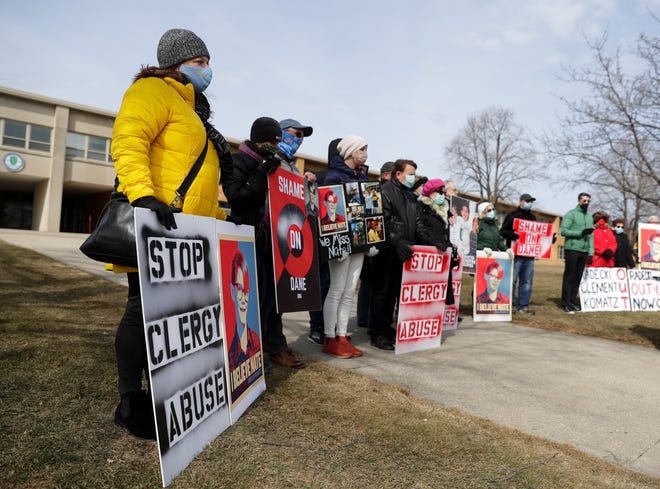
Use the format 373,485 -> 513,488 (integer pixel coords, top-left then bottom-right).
366,216 -> 385,244
218,239 -> 264,406
347,204 -> 365,221
318,185 -> 348,236
350,220 -> 366,247
345,181 -> 361,205
305,178 -> 319,217
639,224 -> 660,270
361,181 -> 382,216
473,251 -> 513,321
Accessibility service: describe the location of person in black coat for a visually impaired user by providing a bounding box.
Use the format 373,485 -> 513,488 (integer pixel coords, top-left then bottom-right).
225,116 -> 311,369
368,159 -> 441,350
418,178 -> 456,306
612,218 -> 635,269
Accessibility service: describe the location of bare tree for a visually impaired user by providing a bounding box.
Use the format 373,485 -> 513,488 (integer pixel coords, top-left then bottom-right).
444,107 -> 540,205
545,29 -> 660,231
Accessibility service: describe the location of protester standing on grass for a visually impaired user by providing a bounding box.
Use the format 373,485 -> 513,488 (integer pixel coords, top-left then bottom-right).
111,28 -> 232,440
560,192 -> 594,314
225,117 -> 313,369
612,218 -> 635,269
588,211 -> 617,268
500,193 -> 539,315
322,135 -> 376,358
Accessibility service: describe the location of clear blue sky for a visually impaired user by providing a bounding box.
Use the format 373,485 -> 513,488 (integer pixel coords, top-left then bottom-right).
2,0 -> 657,214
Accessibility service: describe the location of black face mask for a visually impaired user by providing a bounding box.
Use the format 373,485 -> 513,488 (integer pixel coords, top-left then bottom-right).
579,203 -> 589,211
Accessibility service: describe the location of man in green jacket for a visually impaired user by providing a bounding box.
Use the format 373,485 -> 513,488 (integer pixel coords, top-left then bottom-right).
560,192 -> 594,313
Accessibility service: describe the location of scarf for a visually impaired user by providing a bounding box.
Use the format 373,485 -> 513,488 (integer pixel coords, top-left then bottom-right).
419,195 -> 448,225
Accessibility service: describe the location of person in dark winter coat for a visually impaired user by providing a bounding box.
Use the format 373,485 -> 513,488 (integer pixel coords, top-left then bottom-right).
322,135 -> 375,358
225,116 -> 313,369
368,159 -> 440,350
612,218 -> 635,269
418,178 -> 456,305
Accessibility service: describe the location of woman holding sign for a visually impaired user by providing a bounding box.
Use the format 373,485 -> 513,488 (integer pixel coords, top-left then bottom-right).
322,135 -> 375,358
111,29 -> 232,439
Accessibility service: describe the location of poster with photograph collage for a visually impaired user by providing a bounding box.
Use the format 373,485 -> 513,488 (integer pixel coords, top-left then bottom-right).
316,180 -> 387,260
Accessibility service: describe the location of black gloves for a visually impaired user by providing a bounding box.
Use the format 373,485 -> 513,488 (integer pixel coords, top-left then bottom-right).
225,214 -> 242,225
586,255 -> 593,265
133,196 -> 177,230
511,232 -> 520,241
602,249 -> 614,260
394,241 -> 414,262
582,228 -> 594,236
258,157 -> 280,175
552,233 -> 557,244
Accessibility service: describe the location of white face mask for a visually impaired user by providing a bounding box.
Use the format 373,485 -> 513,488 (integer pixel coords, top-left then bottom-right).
403,174 -> 416,188
352,147 -> 368,166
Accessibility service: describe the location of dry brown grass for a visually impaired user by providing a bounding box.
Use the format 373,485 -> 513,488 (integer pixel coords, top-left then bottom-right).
2,241 -> 659,488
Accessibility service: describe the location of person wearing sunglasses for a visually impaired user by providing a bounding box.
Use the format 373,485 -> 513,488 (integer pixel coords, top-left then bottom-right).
560,192 -> 595,313
612,218 -> 635,269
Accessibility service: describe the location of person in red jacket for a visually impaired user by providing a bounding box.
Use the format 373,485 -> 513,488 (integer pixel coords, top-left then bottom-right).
588,211 -> 617,268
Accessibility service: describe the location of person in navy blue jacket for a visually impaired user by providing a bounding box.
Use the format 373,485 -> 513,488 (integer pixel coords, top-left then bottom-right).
322,135 -> 378,358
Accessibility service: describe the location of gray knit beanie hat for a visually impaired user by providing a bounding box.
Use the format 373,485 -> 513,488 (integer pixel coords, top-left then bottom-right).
157,28 -> 210,69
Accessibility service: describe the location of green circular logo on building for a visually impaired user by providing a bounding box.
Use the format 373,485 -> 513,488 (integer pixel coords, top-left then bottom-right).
3,152 -> 25,173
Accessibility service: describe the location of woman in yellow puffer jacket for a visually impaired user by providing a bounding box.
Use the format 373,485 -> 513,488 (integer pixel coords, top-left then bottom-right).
111,28 -> 231,440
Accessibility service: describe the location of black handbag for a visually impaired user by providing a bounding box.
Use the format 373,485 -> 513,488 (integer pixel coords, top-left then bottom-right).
79,192 -> 137,267
80,141 -> 209,267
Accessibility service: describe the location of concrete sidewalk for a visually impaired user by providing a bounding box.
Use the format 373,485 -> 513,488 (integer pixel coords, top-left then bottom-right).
2,228 -> 659,478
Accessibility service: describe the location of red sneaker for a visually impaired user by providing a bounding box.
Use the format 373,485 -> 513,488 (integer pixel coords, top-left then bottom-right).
339,335 -> 362,357
323,336 -> 352,358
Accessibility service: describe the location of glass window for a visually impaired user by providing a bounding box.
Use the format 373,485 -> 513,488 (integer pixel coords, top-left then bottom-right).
29,124 -> 51,152
87,136 -> 108,161
3,120 -> 26,148
66,132 -> 85,158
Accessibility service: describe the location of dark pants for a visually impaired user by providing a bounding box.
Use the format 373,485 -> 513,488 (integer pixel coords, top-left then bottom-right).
257,247 -> 288,355
356,258 -> 372,327
115,272 -> 148,398
369,248 -> 403,339
562,250 -> 587,307
308,260 -> 330,334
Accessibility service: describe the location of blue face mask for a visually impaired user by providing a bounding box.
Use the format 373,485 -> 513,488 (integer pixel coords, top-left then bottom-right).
402,174 -> 416,188
278,131 -> 302,159
433,195 -> 445,206
523,202 -> 533,210
486,210 -> 496,219
614,227 -> 624,234
179,64 -> 212,92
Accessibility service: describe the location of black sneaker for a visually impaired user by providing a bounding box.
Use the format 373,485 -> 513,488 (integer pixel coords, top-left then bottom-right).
571,304 -> 582,312
307,331 -> 324,346
518,308 -> 536,315
370,335 -> 395,351
563,306 -> 575,314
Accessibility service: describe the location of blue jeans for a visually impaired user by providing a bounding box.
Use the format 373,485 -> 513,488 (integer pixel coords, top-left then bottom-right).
513,257 -> 534,310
